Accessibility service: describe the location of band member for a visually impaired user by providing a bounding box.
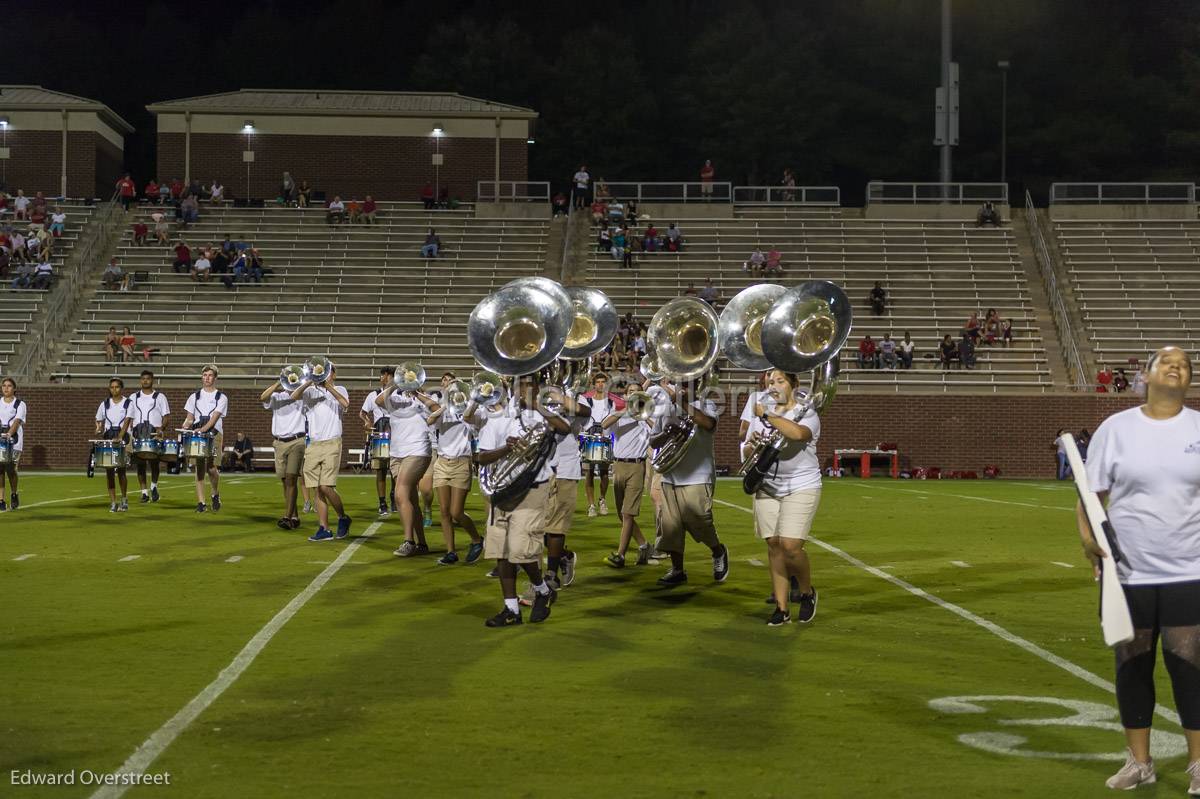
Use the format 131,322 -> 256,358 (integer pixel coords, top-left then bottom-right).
94,377 -> 133,512
649,377 -> 730,586
291,364 -> 352,541
583,372 -> 616,516
538,376 -> 594,590
424,390 -> 485,565
643,374 -> 674,557
182,365 -> 227,513
377,378 -> 438,556
602,379 -> 653,567
261,376 -> 307,529
0,377 -> 27,511
739,370 -> 772,444
1077,347 -> 1200,792
131,370 -> 170,503
359,366 -> 396,517
419,373 -> 455,526
744,370 -> 820,625
477,371 -> 570,627
474,381 -> 511,579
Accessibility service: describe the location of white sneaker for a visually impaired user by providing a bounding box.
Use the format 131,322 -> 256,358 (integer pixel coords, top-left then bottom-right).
302,501 -> 313,514
598,498 -> 609,515
1105,749 -> 1155,790
587,504 -> 597,517
1187,760 -> 1200,796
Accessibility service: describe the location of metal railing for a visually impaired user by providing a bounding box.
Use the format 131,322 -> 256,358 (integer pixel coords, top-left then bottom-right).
7,191 -> 122,381
559,194 -> 573,283
867,182 -> 1009,205
1049,182 -> 1196,204
732,185 -> 840,205
595,181 -> 732,203
476,181 -> 550,202
1025,190 -> 1089,389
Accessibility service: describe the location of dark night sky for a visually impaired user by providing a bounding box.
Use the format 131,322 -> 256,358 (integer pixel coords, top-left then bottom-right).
8,0 -> 1200,202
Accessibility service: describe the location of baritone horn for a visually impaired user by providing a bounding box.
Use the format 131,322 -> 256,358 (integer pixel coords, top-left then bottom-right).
469,370 -> 505,408
280,363 -> 306,391
647,297 -> 720,473
301,355 -> 332,385
393,361 -> 426,392
623,390 -> 656,423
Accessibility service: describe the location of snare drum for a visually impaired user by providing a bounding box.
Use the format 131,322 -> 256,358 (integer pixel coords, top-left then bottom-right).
183,432 -> 215,461
579,432 -> 614,465
132,437 -> 162,460
159,438 -> 181,462
0,436 -> 13,465
92,440 -> 128,470
368,431 -> 390,469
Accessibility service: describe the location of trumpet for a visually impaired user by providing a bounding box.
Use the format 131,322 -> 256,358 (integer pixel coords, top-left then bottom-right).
301,355 -> 332,386
623,390 -> 656,423
444,379 -> 472,414
647,297 -> 720,473
394,361 -> 425,392
279,363 -> 306,391
469,371 -> 505,408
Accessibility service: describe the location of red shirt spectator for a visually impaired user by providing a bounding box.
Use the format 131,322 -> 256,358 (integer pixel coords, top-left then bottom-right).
363,197 -> 377,214
32,192 -> 47,210
169,179 -> 183,199
700,161 -> 715,184
174,242 -> 191,261
1097,368 -> 1114,392
116,176 -> 135,197
859,337 -> 877,357
133,222 -> 148,238
144,180 -> 159,198
30,207 -> 47,226
421,183 -> 435,201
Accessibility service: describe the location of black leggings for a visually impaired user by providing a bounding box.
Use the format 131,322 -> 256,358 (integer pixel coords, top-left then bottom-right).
1116,579 -> 1200,729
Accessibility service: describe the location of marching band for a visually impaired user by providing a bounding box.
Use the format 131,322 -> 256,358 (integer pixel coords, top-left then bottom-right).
0,376 -> 26,511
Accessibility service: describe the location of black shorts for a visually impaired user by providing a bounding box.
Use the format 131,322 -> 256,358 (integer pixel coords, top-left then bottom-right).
1123,579 -> 1200,628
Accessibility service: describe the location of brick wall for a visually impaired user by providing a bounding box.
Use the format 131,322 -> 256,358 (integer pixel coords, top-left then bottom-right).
0,130 -> 122,198
11,386 -> 1144,476
156,132 -> 528,202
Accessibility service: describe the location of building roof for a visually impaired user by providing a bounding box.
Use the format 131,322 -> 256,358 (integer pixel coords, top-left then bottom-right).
0,85 -> 134,133
146,89 -> 537,119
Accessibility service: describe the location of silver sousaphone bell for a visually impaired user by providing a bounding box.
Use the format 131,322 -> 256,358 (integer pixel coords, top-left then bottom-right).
646,296 -> 720,473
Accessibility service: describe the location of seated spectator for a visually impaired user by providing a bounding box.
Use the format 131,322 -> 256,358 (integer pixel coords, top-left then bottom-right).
598,227 -> 612,253
857,334 -> 879,369
699,278 -> 719,306
209,181 -> 225,204
982,307 -> 1002,344
765,247 -> 784,275
1096,367 -> 1114,392
29,205 -> 47,232
32,257 -> 53,290
172,239 -> 192,273
0,249 -> 9,279
191,252 -> 212,282
144,179 -> 159,202
362,195 -> 378,224
437,187 -> 450,209
611,228 -> 627,262
897,331 -> 915,369
745,248 -> 766,278
879,333 -> 897,368
32,191 -> 47,212
976,201 -> 1000,227
1000,318 -> 1013,347
590,200 -> 606,225
963,311 -> 983,342
421,229 -> 441,259
158,182 -> 171,203
180,194 -> 199,225
101,258 -> 125,290
1113,368 -> 1129,393
152,211 -> 169,244
552,191 -> 568,218
211,246 -> 231,275
13,190 -> 29,220
248,248 -> 265,282
326,196 -> 346,224
959,333 -> 976,369
132,221 -> 149,246
227,433 -> 255,472
606,200 -> 625,225
103,327 -> 120,361
49,207 -> 66,238
683,282 -> 698,296
869,281 -> 887,315
185,178 -> 203,199
169,178 -> 184,200
594,179 -> 610,202
626,200 -> 639,227
120,327 -> 137,360
10,260 -> 35,290
666,223 -> 683,252
281,172 -> 296,205
297,180 -> 312,208
421,183 -> 436,210
940,334 -> 960,369
347,198 -> 362,224
643,224 -> 659,252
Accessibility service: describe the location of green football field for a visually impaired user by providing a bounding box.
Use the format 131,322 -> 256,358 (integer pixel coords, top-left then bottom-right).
0,474 -> 1192,798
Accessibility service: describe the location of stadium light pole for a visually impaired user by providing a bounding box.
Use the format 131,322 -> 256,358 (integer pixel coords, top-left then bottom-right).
939,0 -> 952,186
432,124 -> 444,202
242,121 -> 254,201
998,60 -> 1010,187
0,117 -> 7,186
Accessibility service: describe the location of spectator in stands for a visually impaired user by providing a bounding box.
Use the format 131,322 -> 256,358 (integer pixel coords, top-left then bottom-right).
643,223 -> 659,252
594,178 -> 610,202
699,159 -> 716,200
1097,367 -> 1114,392
781,168 -> 797,202
116,174 -> 136,211
611,227 -> 626,262
699,278 -> 719,306
420,183 -> 436,210
962,311 -> 982,343
362,195 -> 378,224
186,179 -> 204,199
228,432 -> 255,472
13,190 -> 29,220
297,179 -> 311,208
1133,367 -> 1147,396
590,199 -> 606,225
181,194 -> 199,226
869,281 -> 887,315
0,249 -> 9,279
606,199 -> 625,225
1000,318 -> 1013,346
103,327 -> 120,361
172,239 -> 192,273
976,201 -> 1000,227
421,229 -> 442,259
132,220 -> 149,246
437,187 -> 450,209
32,257 -> 53,290
959,333 -> 976,369
101,258 -> 125,291
897,331 -> 915,369
982,308 -> 1002,344
191,251 -> 212,282
598,227 -> 612,253
666,223 -> 682,251
9,260 -> 34,290
119,327 -> 138,360
879,333 -> 897,368
552,191 -> 568,218
151,210 -> 168,244
49,207 -> 66,238
158,182 -> 170,203
326,196 -> 346,225
1113,368 -> 1130,393
211,244 -> 231,276
346,198 -> 362,224
32,192 -> 46,213
144,179 -> 159,202
281,172 -> 296,205
745,248 -> 766,278
169,178 -> 184,200
857,334 -> 879,368
209,180 -> 225,204
9,230 -> 26,264
248,247 -> 265,282
573,165 -> 591,209
940,334 -> 961,369
765,247 -> 784,276
29,204 -> 47,232
684,282 -> 698,297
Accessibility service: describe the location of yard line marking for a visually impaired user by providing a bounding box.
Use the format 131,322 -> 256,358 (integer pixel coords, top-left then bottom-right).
711,497 -> 1180,726
118,555 -> 141,563
867,484 -> 1073,512
747,558 -> 765,567
20,483 -> 184,510
950,560 -> 971,568
90,521 -> 383,799
225,555 -> 244,563
1052,561 -> 1077,569
12,553 -> 36,561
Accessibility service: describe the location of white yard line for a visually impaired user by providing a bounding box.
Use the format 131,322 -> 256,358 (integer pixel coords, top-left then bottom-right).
19,482 -> 185,510
712,497 -> 1180,726
12,553 -> 36,561
89,522 -> 382,799
118,555 -> 141,563
1051,561 -> 1077,569
224,555 -> 244,563
746,558 -> 764,567
950,560 -> 971,568
866,484 -> 1073,512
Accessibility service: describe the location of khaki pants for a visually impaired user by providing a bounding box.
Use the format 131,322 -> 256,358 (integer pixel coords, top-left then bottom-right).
303,436 -> 341,488
544,477 -> 578,534
612,460 -> 645,517
658,482 -> 720,554
484,480 -> 551,564
273,436 -> 304,478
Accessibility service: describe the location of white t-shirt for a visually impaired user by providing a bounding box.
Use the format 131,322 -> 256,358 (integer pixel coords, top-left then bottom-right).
263,391 -> 306,438
329,200 -> 345,211
550,393 -> 591,480
185,388 -> 228,434
611,415 -> 650,460
434,405 -> 482,459
51,212 -> 66,225
0,396 -> 28,451
14,196 -> 29,211
194,257 -> 211,272
1085,405 -> 1200,585
573,170 -> 590,190
131,389 -> 171,431
477,408 -> 510,453
361,389 -> 387,424
382,392 -> 431,457
899,339 -> 915,355
500,407 -> 564,484
740,390 -> 772,436
746,406 -> 821,495
658,399 -> 717,486
300,384 -> 347,442
586,393 -> 616,427
95,396 -> 131,433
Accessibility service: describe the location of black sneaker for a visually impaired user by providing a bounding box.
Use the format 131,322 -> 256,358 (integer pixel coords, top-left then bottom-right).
211,494 -> 221,512
530,584 -> 557,623
465,540 -> 484,564
544,573 -> 561,598
150,487 -> 159,503
767,607 -> 792,626
657,568 -> 688,587
140,492 -> 150,504
415,542 -> 430,556
0,499 -> 7,512
635,545 -> 651,565
277,518 -> 292,530
485,608 -> 522,628
437,551 -> 459,566
195,502 -> 206,513
605,552 -> 626,569
560,549 -> 578,587
712,544 -> 730,583
485,565 -> 499,578
8,494 -> 16,510
796,588 -> 818,623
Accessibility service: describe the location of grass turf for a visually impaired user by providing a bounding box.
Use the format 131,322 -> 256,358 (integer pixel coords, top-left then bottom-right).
0,475 -> 1191,798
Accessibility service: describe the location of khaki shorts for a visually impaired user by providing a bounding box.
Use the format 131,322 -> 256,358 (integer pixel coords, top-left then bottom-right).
303,436 -> 341,488
544,477 -> 578,535
432,455 -> 472,490
658,482 -> 720,554
4,450 -> 21,468
390,454 -> 431,482
612,460 -> 645,517
754,488 -> 820,540
273,436 -> 305,478
484,480 -> 551,564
